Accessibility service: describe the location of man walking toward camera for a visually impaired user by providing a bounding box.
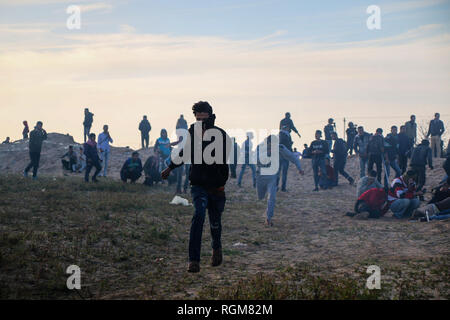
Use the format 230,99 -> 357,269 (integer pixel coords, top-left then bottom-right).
161,101 -> 231,273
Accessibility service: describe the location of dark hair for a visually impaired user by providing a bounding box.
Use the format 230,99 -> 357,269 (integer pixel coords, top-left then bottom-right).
406,169 -> 417,177
391,125 -> 397,130
369,170 -> 377,177
376,128 -> 383,133
400,125 -> 405,130
132,151 -> 139,156
36,121 -> 43,126
89,133 -> 96,139
435,112 -> 440,117
358,126 -> 364,130
421,139 -> 430,146
192,101 -> 213,115
315,130 -> 322,136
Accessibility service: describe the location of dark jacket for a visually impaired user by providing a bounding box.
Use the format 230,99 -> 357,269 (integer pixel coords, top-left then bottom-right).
279,130 -> 293,152
121,158 -> 143,174
367,134 -> 384,155
332,138 -> 348,159
29,128 -> 47,153
398,132 -> 412,156
346,127 -> 357,145
83,111 -> 94,127
139,119 -> 152,134
384,133 -> 399,161
353,132 -> 371,157
427,119 -> 445,137
83,141 -> 100,163
280,118 -> 299,134
309,140 -> 329,160
409,144 -> 433,168
176,118 -> 188,130
168,122 -> 231,189
324,124 -> 335,141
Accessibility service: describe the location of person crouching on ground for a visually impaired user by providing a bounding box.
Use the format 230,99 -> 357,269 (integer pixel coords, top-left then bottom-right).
84,133 -> 102,183
357,170 -> 382,197
121,151 -> 143,183
161,101 -> 231,273
387,170 -> 422,219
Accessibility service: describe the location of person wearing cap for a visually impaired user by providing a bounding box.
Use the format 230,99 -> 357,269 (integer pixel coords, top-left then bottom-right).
367,128 -> 385,183
24,121 -> 47,180
324,118 -> 335,154
279,112 -> 301,138
120,151 -> 143,183
139,115 -> 152,149
83,108 -> 94,143
309,130 -> 329,191
161,101 -> 231,273
408,139 -> 433,191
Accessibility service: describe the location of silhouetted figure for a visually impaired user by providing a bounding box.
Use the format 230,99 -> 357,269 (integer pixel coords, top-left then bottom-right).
346,122 -> 357,155
22,121 -> 29,139
324,118 -> 335,154
24,121 -> 47,179
310,130 -> 329,191
98,125 -> 113,177
427,112 -> 445,158
331,132 -> 354,186
176,114 -> 188,130
139,115 -> 152,149
83,108 -> 94,143
2,137 -> 10,144
405,114 -> 417,146
279,112 -> 301,138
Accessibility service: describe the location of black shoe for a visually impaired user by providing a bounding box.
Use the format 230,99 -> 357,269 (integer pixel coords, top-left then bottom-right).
313,188 -> 319,192
188,261 -> 200,273
281,189 -> 287,192
211,249 -> 223,267
346,212 -> 356,217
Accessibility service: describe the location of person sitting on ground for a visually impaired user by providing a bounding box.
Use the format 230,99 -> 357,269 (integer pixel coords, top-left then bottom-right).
61,145 -> 78,172
428,177 -> 450,204
121,151 -> 143,183
357,170 -> 383,197
74,146 -> 86,173
143,155 -> 161,186
319,158 -> 335,190
2,137 -> 10,144
387,170 -> 422,219
346,187 -> 389,219
413,180 -> 450,219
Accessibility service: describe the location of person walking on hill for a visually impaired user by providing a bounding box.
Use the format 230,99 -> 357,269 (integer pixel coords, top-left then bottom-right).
427,113 -> 445,158
98,125 -> 113,177
24,121 -> 47,180
408,139 -> 433,192
237,132 -> 257,188
83,133 -> 102,183
83,108 -> 94,143
161,101 -> 231,273
22,121 -> 29,139
279,112 -> 301,138
139,115 -> 152,149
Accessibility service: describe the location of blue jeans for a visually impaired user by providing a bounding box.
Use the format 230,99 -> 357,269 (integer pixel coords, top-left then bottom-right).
359,157 -> 368,178
83,125 -> 91,143
99,149 -> 110,177
256,174 -> 277,222
312,158 -> 327,188
390,198 -> 420,218
189,186 -> 226,262
238,164 -> 256,187
276,158 -> 289,191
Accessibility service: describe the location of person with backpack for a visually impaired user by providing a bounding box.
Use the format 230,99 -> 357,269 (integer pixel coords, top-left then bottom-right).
237,132 -> 256,188
353,126 -> 371,178
323,118 -> 335,154
98,125 -> 113,177
310,130 -> 329,191
139,115 -> 152,149
161,101 -> 231,273
367,128 -> 385,183
83,133 -> 102,183
24,121 -> 47,180
398,125 -> 413,174
83,108 -> 94,143
346,122 -> 357,156
255,134 -> 304,226
22,121 -> 29,139
407,139 -> 433,191
331,132 -> 354,186
426,112 -> 445,158
384,126 -> 402,187
388,170 -> 422,219
120,151 -> 143,183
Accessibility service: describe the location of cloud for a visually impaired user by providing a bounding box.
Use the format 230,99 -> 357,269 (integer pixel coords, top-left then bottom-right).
79,2 -> 113,13
383,0 -> 449,14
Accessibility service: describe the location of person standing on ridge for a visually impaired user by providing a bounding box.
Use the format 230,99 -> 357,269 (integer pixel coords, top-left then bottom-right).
98,125 -> 113,177
280,112 -> 301,138
83,108 -> 94,143
139,115 -> 152,149
24,121 -> 47,180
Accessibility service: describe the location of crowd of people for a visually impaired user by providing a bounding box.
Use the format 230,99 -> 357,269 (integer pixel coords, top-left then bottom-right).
4,103 -> 449,273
